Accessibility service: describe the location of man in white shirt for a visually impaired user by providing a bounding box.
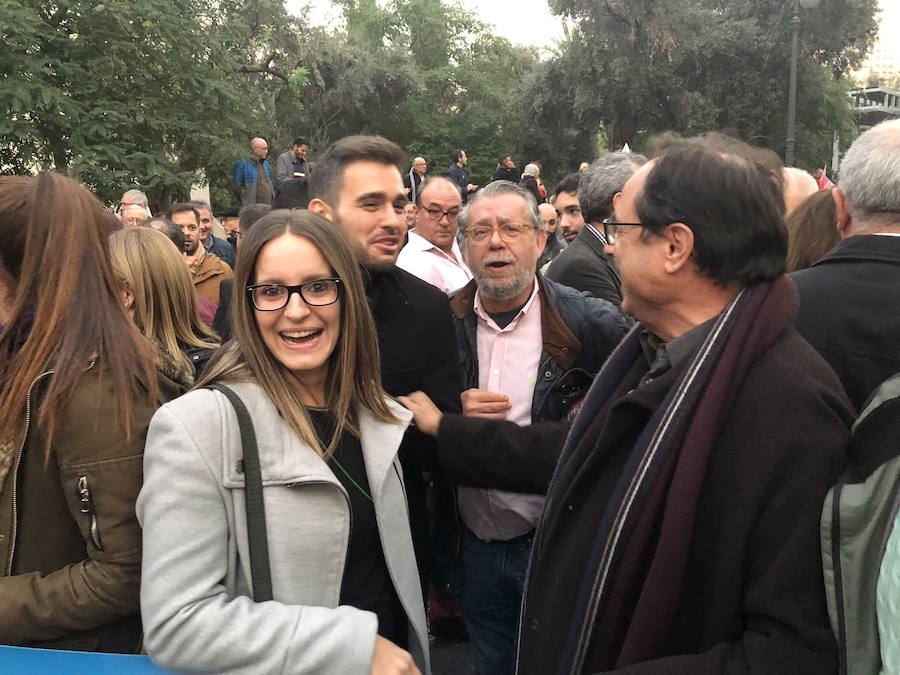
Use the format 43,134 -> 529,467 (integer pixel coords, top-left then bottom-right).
397,177 -> 473,294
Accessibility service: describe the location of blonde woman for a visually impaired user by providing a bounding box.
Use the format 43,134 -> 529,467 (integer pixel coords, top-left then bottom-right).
137,210 -> 428,674
109,228 -> 219,381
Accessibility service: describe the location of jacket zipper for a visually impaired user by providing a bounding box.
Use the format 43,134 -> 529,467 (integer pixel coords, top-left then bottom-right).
6,370 -> 54,575
78,475 -> 104,551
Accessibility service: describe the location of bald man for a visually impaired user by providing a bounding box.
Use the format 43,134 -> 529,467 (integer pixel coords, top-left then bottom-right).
783,167 -> 819,216
404,156 -> 427,203
231,136 -> 274,205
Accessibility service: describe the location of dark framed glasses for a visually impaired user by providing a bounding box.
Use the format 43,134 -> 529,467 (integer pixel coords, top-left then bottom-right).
247,278 -> 342,311
601,217 -> 644,245
424,206 -> 461,222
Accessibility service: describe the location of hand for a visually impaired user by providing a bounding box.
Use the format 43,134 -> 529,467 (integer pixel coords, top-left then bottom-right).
370,636 -> 420,675
467,183 -> 478,193
397,391 -> 443,437
461,388 -> 511,420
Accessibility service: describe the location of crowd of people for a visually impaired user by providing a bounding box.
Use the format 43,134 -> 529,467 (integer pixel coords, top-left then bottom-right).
0,120 -> 898,675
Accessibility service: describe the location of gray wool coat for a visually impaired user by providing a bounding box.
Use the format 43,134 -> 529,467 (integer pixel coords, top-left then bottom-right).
137,382 -> 429,674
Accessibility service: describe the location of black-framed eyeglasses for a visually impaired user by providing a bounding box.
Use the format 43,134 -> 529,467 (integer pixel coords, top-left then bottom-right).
602,217 -> 644,245
247,278 -> 342,311
424,206 -> 461,222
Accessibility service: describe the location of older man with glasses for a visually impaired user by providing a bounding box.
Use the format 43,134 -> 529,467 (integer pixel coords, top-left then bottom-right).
397,177 -> 473,294
439,180 -> 628,675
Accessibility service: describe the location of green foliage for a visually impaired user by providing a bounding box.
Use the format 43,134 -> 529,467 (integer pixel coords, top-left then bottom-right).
0,0 -> 269,209
533,0 -> 878,169
2,0 -> 877,207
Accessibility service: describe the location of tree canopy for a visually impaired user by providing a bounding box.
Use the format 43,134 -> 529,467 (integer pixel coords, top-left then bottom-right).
0,0 -> 879,206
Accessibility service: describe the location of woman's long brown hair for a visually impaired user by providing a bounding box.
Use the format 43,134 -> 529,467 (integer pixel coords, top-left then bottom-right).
196,209 -> 398,457
0,173 -> 158,458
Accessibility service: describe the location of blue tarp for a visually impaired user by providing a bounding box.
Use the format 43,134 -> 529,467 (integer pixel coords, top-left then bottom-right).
0,645 -> 171,673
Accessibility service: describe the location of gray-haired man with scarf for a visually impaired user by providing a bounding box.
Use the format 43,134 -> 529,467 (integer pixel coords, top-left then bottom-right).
402,135 -> 853,674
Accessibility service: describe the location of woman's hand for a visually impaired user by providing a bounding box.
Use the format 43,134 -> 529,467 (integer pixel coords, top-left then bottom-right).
397,391 -> 443,437
370,636 -> 421,675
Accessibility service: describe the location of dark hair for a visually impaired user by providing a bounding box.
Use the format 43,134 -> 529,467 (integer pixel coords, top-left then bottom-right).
271,181 -> 310,209
0,173 -> 157,458
519,175 -> 541,204
636,143 -> 787,286
239,203 -> 272,235
785,189 -> 839,272
308,135 -> 405,207
454,149 -> 466,162
141,216 -> 185,250
166,202 -> 200,223
292,137 -> 309,147
554,173 -> 581,198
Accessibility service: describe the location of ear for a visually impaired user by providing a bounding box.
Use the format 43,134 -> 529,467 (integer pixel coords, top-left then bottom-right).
535,226 -> 548,254
832,187 -> 852,238
611,191 -> 624,218
120,282 -> 134,309
307,198 -> 333,221
661,222 -> 694,274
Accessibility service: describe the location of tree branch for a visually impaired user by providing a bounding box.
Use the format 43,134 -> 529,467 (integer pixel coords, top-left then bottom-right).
240,52 -> 288,81
600,0 -> 633,30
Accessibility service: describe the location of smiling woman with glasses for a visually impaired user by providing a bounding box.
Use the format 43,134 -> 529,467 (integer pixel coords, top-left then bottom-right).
138,210 -> 429,674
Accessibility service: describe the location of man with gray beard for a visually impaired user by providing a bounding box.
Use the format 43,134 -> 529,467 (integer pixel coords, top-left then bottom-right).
446,181 -> 628,675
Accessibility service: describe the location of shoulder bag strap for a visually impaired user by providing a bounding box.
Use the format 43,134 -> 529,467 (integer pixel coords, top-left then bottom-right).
205,383 -> 273,602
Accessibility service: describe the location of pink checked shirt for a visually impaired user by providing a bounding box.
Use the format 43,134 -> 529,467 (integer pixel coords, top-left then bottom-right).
457,279 -> 547,541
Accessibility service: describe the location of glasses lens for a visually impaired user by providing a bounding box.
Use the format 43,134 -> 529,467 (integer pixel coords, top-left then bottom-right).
427,208 -> 460,221
253,285 -> 288,310
301,279 -> 339,306
468,226 -> 489,243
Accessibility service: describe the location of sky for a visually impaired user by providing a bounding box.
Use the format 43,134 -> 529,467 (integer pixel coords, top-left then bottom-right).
286,0 -> 567,50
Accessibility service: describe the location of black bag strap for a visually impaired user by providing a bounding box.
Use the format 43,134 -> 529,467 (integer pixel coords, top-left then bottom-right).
205,383 -> 273,602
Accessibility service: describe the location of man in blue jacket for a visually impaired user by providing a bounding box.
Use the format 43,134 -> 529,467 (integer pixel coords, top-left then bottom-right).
231,137 -> 273,206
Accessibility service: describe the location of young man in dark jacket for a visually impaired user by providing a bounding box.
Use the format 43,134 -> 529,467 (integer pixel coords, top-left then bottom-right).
308,135 -> 463,595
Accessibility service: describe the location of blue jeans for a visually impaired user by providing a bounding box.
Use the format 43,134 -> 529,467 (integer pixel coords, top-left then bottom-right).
459,526 -> 533,675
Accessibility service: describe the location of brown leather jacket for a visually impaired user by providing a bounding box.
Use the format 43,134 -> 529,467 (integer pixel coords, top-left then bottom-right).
192,251 -> 233,307
0,357 -> 187,652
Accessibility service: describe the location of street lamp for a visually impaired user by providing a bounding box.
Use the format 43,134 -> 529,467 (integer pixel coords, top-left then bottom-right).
785,0 -> 820,167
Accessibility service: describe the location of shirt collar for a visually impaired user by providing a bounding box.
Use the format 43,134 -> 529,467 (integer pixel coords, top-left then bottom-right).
473,277 -> 540,331
407,230 -> 465,261
639,316 -> 716,378
584,222 -> 608,246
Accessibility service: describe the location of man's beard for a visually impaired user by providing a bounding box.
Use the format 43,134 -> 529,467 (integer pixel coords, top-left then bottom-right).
185,239 -> 200,255
474,265 -> 533,301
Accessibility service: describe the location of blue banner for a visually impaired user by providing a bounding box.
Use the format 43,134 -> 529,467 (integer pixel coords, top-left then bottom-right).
0,645 -> 170,673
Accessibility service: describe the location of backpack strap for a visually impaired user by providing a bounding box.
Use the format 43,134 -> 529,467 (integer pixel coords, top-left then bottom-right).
205,383 -> 273,603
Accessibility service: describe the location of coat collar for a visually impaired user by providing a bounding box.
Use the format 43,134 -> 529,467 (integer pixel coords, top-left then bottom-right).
450,275 -> 581,370
814,233 -> 900,267
219,381 -> 411,498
